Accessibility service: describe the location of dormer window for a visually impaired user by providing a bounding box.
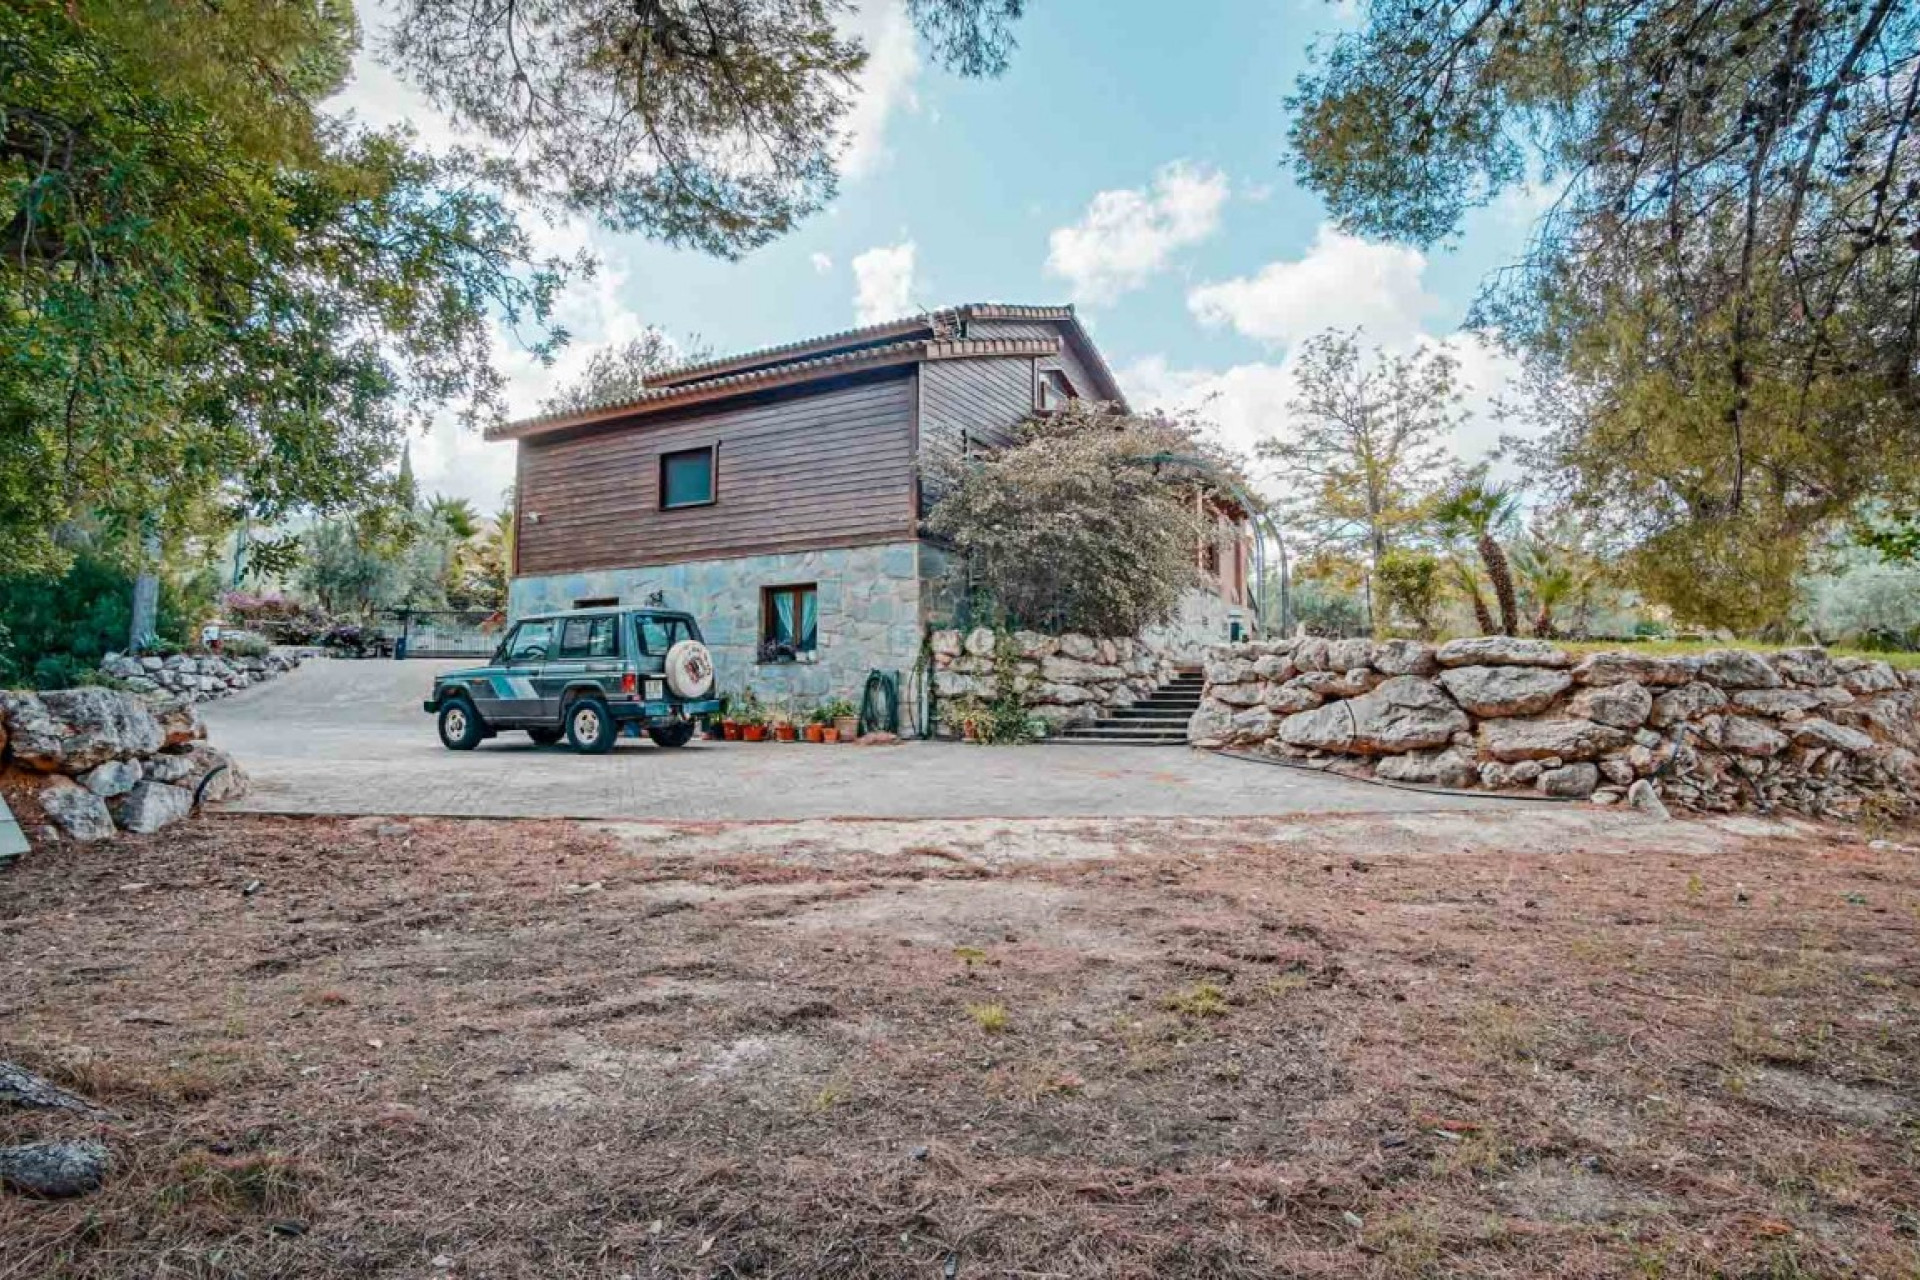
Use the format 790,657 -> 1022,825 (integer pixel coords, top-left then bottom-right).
1036,368 -> 1075,413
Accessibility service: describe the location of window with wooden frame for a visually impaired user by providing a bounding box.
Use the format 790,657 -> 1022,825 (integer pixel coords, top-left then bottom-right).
759,583 -> 818,661
1036,368 -> 1075,413
660,445 -> 716,509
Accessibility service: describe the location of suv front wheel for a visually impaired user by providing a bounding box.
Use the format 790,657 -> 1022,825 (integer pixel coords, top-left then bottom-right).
565,696 -> 618,754
438,698 -> 485,751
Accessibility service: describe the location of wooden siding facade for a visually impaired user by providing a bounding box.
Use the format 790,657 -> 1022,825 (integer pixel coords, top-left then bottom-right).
915,356 -> 1037,512
514,368 -> 917,578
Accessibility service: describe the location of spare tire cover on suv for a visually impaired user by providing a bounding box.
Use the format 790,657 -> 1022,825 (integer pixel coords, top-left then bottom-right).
664,639 -> 715,699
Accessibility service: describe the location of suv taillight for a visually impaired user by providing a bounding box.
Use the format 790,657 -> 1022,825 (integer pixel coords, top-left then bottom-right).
621,672 -> 638,696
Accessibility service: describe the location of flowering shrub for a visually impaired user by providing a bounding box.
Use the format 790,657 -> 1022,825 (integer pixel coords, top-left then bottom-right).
220,591 -> 332,644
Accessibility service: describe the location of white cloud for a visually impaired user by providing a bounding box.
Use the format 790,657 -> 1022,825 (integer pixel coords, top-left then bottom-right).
852,240 -> 918,325
1188,223 -> 1440,349
810,251 -> 835,274
840,0 -> 921,179
1120,331 -> 1525,481
1045,163 -> 1230,305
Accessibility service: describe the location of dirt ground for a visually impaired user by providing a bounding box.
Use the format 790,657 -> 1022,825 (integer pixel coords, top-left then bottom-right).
2,808 -> 1917,1278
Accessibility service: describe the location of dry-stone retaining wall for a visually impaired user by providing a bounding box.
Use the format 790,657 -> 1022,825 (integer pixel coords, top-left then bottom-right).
99,647 -> 307,704
1190,636 -> 1920,819
0,688 -> 246,845
929,628 -> 1175,733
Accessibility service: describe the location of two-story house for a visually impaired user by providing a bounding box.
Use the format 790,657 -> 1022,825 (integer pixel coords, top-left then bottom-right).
488,303 -> 1253,699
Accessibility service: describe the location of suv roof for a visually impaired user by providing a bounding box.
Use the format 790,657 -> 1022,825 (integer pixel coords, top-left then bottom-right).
516,607 -> 695,624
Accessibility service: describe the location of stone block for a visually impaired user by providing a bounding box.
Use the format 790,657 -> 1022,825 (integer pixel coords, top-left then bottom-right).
1696,649 -> 1783,689
1436,636 -> 1572,668
1568,681 -> 1653,729
1538,763 -> 1601,798
38,778 -> 115,843
1573,652 -> 1697,687
1648,682 -> 1728,728
1277,676 -> 1469,756
79,760 -> 141,798
1371,639 -> 1438,677
1437,665 -> 1573,717
1477,717 -> 1631,762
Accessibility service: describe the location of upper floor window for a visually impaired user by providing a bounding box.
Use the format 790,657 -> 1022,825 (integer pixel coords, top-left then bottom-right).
660,446 -> 716,508
1036,369 -> 1075,413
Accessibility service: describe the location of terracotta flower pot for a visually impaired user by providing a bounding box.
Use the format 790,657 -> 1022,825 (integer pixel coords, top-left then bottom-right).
742,724 -> 767,742
774,724 -> 797,742
804,724 -> 825,743
721,720 -> 741,741
834,715 -> 859,740
822,727 -> 840,744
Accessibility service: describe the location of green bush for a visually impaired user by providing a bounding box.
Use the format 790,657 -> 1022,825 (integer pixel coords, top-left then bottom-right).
220,630 -> 272,659
0,551 -> 210,688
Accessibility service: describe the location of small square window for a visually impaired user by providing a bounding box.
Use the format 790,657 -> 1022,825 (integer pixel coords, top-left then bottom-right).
661,446 -> 716,509
760,584 -> 817,661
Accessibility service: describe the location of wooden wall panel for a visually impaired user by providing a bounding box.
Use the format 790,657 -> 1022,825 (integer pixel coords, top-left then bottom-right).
516,370 -> 915,576
917,357 -> 1037,512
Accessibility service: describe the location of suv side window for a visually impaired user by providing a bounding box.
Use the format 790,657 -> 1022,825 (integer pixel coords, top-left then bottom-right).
559,616 -> 618,659
637,616 -> 690,654
504,619 -> 555,663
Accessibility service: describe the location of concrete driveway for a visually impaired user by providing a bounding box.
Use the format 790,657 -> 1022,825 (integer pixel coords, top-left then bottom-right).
202,656 -> 1518,821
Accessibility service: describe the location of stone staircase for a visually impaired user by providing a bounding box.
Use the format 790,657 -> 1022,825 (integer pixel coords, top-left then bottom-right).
1050,669 -> 1204,746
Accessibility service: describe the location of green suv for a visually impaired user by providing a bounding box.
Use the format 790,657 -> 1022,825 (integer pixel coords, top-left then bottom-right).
423,608 -> 719,753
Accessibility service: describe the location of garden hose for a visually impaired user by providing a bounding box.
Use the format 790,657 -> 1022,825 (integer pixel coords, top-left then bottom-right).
858,669 -> 901,737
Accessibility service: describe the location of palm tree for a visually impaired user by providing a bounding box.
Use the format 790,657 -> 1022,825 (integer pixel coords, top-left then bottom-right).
1444,552 -> 1497,634
426,494 -> 480,540
1512,542 -> 1577,638
1434,473 -> 1522,635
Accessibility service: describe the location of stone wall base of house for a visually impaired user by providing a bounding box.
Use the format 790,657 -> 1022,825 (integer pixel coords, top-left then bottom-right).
1190,636 -> 1920,820
929,628 -> 1174,735
508,542 -> 927,707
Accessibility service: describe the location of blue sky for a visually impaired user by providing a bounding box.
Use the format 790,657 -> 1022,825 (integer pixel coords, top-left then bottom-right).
333,0 -> 1548,508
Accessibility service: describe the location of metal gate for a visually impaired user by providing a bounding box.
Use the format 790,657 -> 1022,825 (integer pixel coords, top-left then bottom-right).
377,609 -> 507,658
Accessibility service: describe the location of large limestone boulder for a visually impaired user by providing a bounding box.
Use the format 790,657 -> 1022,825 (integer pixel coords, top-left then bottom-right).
1695,649 -> 1783,689
1374,746 -> 1478,788
1788,718 -> 1875,755
111,781 -> 194,834
1263,685 -> 1322,714
1837,659 -> 1901,695
1568,681 -> 1653,729
963,627 -> 997,657
1188,703 -> 1232,748
1716,715 -> 1789,757
78,759 -> 141,798
1538,763 -> 1601,798
1731,688 -> 1827,717
1370,639 -> 1438,677
144,743 -> 248,802
1573,652 -> 1697,687
1209,682 -> 1264,708
23,689 -> 164,773
1648,681 -> 1728,728
1772,647 -> 1839,688
1325,638 -> 1373,672
930,630 -> 962,659
1057,633 -> 1100,662
1435,636 -> 1572,668
37,778 -> 115,843
1478,717 -> 1632,762
1040,655 -> 1125,683
0,693 -> 63,771
1436,665 -> 1572,717
1276,676 -> 1470,755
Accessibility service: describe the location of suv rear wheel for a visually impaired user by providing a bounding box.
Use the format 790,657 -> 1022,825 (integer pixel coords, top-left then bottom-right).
438,698 -> 485,751
565,696 -> 618,754
648,722 -> 696,749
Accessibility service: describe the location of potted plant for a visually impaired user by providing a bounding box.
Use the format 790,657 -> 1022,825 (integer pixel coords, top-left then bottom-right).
820,697 -> 859,742
804,703 -> 828,743
708,694 -> 731,740
736,692 -> 767,742
821,725 -> 841,744
766,695 -> 796,742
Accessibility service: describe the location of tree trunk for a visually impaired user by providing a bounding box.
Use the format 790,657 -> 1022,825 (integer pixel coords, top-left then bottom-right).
1479,534 -> 1519,636
1533,605 -> 1554,639
1466,584 -> 1495,635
